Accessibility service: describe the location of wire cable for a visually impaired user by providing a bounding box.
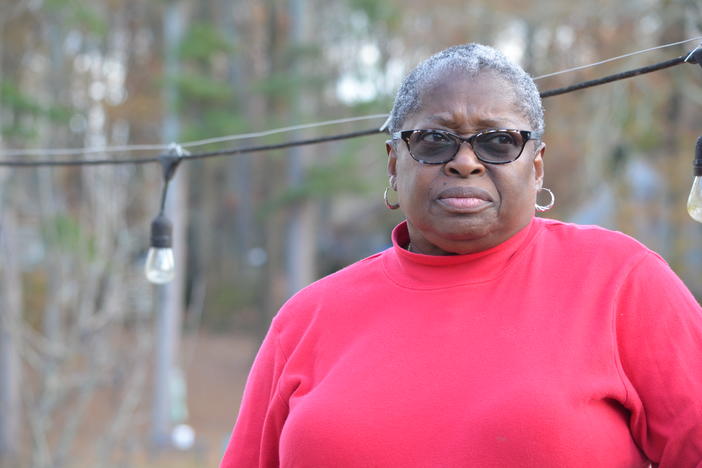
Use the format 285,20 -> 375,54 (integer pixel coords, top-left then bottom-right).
0,143 -> 167,159
4,36 -> 701,160
0,128 -> 384,167
180,113 -> 388,149
539,54 -> 688,98
184,128 -> 384,161
0,48 -> 699,168
533,35 -> 702,80
3,36 -> 700,160
0,114 -> 389,158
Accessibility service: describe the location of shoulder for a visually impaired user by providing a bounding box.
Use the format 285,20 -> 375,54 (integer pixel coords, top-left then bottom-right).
528,217 -> 673,289
533,217 -> 655,259
288,249 -> 387,304
271,248 -> 389,330
532,218 -> 698,303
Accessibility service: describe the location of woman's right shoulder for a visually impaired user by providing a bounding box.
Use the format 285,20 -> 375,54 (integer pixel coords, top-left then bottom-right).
272,248 -> 390,328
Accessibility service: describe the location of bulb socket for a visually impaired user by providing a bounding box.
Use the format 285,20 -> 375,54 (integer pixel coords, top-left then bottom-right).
695,136 -> 702,176
686,46 -> 702,68
150,214 -> 173,248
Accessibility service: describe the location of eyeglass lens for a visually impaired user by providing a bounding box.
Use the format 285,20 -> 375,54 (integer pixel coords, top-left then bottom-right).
407,130 -> 527,164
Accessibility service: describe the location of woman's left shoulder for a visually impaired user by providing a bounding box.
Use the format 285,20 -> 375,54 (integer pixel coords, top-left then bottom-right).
534,217 -> 653,258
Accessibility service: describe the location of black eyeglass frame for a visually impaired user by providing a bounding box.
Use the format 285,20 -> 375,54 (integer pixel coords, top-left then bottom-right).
391,128 -> 542,165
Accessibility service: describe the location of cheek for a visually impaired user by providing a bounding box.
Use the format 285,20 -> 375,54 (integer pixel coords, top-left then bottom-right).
396,158 -> 418,190
397,165 -> 433,208
398,175 -> 420,207
492,169 -> 536,206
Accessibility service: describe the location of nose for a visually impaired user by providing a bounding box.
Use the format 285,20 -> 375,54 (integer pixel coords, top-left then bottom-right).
443,142 -> 486,177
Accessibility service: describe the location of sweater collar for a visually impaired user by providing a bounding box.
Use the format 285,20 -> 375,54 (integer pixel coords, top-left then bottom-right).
383,218 -> 540,289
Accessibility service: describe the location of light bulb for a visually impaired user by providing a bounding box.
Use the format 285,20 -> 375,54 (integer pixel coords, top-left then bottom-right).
145,213 -> 175,284
688,136 -> 702,224
688,177 -> 702,223
145,247 -> 175,284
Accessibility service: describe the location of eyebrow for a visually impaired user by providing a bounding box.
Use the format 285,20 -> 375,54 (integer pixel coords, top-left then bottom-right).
428,114 -> 508,130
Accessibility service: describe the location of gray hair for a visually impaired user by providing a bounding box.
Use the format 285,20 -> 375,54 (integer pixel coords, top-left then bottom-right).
387,43 -> 544,136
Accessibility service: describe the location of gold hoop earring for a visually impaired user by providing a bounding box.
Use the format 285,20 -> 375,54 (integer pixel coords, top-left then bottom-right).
384,186 -> 400,210
535,187 -> 555,212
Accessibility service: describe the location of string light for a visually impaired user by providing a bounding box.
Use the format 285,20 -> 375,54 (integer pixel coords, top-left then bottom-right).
0,44 -> 700,278
1,46 -> 700,166
146,214 -> 176,284
687,137 -> 702,223
684,46 -> 702,223
145,145 -> 186,284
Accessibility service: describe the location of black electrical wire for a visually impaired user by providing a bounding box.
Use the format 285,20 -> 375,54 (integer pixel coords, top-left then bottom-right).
0,52 -> 697,168
0,128 -> 384,167
184,128 -> 383,161
0,155 -> 161,167
539,55 -> 687,98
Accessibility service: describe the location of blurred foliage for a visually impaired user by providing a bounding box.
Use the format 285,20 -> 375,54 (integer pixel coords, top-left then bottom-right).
0,81 -> 72,138
1,0 -> 701,464
204,280 -> 261,331
43,0 -> 107,35
1,81 -> 44,114
250,72 -> 327,100
347,0 -> 399,27
180,22 -> 235,60
174,73 -> 235,102
264,151 -> 373,210
1,0 -> 699,330
42,214 -> 96,260
21,271 -> 48,331
179,111 -> 250,143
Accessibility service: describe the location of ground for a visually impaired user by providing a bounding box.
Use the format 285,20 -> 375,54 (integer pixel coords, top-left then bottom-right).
11,330 -> 259,468
125,331 -> 258,468
177,331 -> 257,466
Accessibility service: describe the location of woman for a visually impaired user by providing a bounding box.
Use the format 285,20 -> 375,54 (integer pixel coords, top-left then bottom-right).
221,44 -> 702,467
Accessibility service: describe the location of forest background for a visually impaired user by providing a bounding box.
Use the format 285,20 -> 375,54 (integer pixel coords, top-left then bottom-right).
0,0 -> 701,467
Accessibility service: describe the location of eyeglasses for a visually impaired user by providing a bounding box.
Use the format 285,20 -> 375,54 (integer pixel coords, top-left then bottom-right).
392,128 -> 541,165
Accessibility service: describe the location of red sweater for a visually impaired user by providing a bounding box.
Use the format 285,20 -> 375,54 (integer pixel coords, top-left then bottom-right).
221,217 -> 702,467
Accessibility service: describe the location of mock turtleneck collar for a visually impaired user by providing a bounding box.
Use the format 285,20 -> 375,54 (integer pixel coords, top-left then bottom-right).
382,218 -> 541,289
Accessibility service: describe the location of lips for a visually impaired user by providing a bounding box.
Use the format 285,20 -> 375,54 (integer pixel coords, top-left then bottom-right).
436,187 -> 493,212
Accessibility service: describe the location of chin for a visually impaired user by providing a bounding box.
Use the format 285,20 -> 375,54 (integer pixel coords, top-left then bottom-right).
435,217 -> 498,241
423,228 -> 496,254
431,216 -> 530,254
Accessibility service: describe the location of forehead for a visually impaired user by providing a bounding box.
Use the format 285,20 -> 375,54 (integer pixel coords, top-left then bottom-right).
406,70 -> 526,130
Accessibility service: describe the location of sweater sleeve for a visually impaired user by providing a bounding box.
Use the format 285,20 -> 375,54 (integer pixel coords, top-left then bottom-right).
220,320 -> 289,468
615,252 -> 702,467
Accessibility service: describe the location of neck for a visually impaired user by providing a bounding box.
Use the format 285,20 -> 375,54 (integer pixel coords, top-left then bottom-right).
406,218 -> 534,256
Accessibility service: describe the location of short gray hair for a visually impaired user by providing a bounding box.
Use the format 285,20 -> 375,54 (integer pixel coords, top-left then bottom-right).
387,43 -> 544,136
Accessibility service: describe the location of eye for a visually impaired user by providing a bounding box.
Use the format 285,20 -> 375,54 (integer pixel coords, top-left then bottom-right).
417,130 -> 452,144
481,131 -> 518,146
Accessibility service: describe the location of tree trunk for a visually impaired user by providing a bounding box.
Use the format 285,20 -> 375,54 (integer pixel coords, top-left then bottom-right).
285,0 -> 318,297
0,9 -> 22,463
151,0 -> 189,450
0,210 -> 22,467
